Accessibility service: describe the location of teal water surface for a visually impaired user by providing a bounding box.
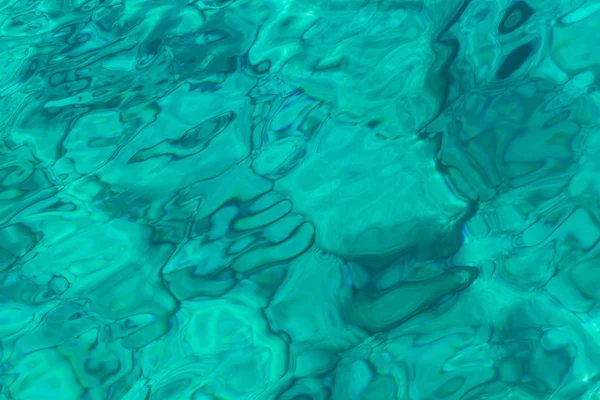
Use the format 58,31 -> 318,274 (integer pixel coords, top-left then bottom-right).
2,0 -> 600,399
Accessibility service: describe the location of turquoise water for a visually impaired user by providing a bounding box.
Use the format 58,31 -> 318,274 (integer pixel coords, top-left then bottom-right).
2,0 -> 600,398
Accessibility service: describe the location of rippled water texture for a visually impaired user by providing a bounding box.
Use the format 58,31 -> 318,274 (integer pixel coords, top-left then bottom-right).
2,0 -> 600,398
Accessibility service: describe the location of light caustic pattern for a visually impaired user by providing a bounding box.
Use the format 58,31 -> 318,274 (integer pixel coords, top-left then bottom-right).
2,0 -> 600,399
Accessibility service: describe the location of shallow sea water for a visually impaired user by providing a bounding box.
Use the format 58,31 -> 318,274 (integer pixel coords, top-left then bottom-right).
2,0 -> 600,399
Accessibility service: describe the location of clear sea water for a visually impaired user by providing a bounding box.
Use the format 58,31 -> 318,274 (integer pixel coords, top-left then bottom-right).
2,0 -> 600,399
